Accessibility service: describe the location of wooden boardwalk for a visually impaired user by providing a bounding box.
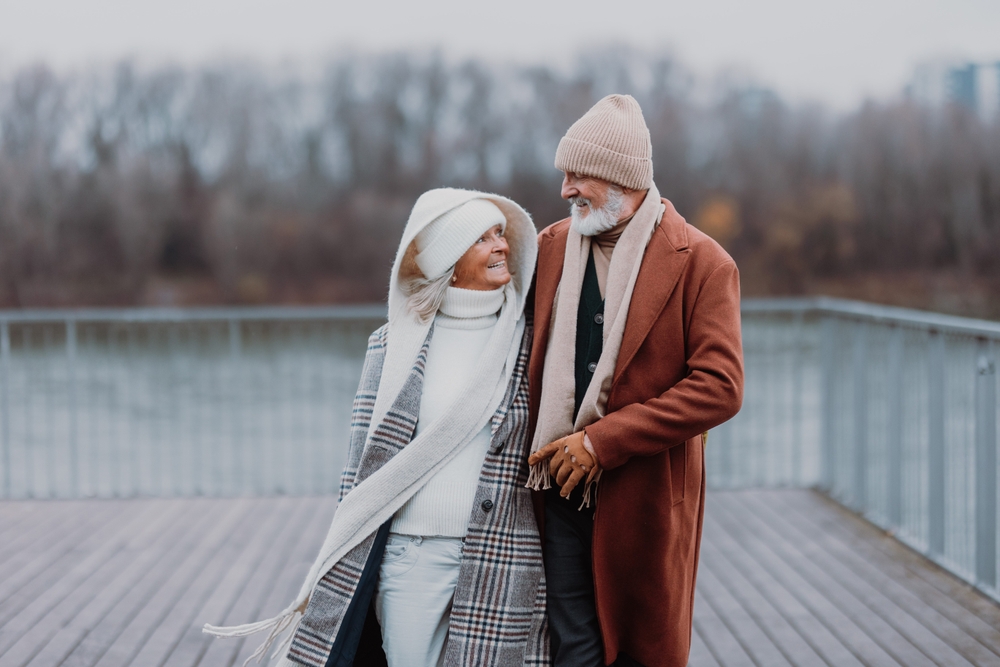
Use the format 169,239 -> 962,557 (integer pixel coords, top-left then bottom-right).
1,490 -> 998,667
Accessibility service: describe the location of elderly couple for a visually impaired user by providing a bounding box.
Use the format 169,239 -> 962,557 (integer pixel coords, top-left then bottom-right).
206,95 -> 744,667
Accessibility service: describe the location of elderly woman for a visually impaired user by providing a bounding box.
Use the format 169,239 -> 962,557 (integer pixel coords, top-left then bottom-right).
206,189 -> 548,667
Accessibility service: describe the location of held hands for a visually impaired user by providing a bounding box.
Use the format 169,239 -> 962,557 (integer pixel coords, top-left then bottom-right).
527,431 -> 600,498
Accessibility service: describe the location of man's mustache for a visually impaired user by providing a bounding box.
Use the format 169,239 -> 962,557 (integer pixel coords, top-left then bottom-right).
569,196 -> 591,208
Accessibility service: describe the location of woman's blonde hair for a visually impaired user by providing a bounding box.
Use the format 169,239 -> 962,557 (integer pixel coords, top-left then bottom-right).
398,241 -> 455,323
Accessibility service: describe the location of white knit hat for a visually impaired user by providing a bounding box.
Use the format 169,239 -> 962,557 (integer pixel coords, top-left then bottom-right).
414,199 -> 507,279
554,94 -> 653,190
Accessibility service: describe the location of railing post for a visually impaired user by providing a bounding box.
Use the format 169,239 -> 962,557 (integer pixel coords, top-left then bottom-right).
168,325 -> 182,496
66,319 -> 78,498
1,320 -> 9,499
228,319 -> 242,496
886,325 -> 904,528
820,315 -> 836,492
791,311 -> 804,485
107,324 -> 120,497
852,321 -> 869,512
126,326 -> 139,497
975,340 -> 996,590
719,421 -> 733,489
928,330 -> 946,558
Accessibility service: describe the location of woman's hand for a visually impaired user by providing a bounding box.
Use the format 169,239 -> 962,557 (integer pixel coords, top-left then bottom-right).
528,431 -> 600,498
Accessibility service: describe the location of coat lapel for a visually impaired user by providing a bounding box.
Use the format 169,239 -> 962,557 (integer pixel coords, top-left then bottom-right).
613,199 -> 690,384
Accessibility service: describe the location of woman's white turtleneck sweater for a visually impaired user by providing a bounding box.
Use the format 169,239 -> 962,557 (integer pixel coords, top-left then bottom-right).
391,285 -> 506,537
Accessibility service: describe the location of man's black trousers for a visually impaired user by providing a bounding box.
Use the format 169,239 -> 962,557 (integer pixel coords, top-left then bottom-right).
543,488 -> 644,667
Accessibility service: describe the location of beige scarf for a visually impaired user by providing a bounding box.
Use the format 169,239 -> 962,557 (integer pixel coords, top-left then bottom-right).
528,186 -> 664,505
591,216 -> 630,297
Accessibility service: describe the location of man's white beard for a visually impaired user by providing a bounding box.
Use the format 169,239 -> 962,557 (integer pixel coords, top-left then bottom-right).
569,186 -> 625,236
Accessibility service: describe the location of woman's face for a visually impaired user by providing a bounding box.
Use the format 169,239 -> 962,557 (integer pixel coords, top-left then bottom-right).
452,224 -> 511,291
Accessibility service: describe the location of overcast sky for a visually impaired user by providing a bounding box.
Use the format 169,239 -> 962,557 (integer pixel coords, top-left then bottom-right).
1,0 -> 998,108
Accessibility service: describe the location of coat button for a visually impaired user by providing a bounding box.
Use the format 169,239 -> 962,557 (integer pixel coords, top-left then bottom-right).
595,313 -> 604,325
587,361 -> 598,373
481,499 -> 494,512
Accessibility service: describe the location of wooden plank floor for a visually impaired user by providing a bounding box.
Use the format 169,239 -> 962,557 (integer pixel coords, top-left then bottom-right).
1,490 -> 998,667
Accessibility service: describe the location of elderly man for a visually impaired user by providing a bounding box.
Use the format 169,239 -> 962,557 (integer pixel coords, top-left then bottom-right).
527,94 -> 744,667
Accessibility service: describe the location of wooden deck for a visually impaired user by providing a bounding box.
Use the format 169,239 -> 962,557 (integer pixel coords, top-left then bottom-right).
1,490 -> 998,667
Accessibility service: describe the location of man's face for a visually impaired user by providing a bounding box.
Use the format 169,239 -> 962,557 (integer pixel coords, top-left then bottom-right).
560,172 -> 614,218
562,171 -> 625,236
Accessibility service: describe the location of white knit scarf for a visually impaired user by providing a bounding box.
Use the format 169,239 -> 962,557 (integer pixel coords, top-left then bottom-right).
528,185 -> 663,505
204,189 -> 536,665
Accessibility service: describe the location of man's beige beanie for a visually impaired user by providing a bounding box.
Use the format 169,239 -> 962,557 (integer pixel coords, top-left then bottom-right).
554,94 -> 653,191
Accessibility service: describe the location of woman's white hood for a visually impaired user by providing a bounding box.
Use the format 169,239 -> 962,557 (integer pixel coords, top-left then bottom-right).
387,188 -> 537,325
370,188 -> 537,445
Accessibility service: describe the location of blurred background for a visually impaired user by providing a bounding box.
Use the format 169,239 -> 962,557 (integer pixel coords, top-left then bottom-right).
2,4 -> 1000,665
1,0 -> 998,317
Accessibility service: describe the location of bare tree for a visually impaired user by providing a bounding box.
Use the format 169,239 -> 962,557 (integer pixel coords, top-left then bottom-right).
0,52 -> 997,313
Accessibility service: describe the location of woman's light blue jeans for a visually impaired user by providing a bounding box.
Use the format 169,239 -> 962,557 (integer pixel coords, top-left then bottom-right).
375,534 -> 464,667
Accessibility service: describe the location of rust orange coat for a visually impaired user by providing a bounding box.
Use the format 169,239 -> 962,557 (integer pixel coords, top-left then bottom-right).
529,199 -> 744,667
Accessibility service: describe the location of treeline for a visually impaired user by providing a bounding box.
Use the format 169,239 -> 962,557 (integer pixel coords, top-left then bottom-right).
1,49 -> 998,308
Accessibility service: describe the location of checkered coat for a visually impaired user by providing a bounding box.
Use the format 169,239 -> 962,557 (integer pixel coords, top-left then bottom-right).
285,321 -> 549,667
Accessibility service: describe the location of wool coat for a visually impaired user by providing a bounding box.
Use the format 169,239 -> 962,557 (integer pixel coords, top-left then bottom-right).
529,199 -> 744,667
285,322 -> 550,667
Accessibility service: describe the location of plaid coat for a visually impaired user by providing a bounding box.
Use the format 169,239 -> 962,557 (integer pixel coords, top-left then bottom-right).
286,321 -> 549,667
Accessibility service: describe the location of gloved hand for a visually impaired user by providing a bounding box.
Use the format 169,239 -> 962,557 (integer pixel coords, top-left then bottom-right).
528,430 -> 600,498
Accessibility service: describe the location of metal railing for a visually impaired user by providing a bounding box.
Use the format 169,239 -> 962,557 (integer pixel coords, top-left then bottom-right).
708,297 -> 999,601
0,298 -> 996,600
0,305 -> 385,499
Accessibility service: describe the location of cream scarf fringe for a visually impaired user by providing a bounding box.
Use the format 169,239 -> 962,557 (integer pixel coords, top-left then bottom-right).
527,185 -> 663,506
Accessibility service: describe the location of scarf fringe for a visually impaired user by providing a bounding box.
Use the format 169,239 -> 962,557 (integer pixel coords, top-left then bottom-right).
526,462 -> 552,491
527,461 -> 602,510
203,604 -> 303,667
579,469 -> 602,510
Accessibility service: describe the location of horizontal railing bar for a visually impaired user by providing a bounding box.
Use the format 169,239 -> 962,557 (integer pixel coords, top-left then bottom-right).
0,304 -> 388,324
742,296 -> 1000,337
0,297 -> 996,336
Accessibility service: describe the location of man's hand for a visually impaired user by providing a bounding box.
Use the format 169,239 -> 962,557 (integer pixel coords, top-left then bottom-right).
528,431 -> 600,498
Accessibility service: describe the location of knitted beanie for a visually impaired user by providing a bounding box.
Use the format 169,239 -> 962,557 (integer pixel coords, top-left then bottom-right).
414,199 -> 507,279
554,94 -> 653,190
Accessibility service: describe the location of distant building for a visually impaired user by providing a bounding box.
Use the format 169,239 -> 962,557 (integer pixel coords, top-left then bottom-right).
977,63 -> 1000,120
909,60 -> 1000,120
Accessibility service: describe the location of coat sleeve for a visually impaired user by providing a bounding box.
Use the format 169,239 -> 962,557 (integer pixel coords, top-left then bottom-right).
585,260 -> 744,470
338,326 -> 387,503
